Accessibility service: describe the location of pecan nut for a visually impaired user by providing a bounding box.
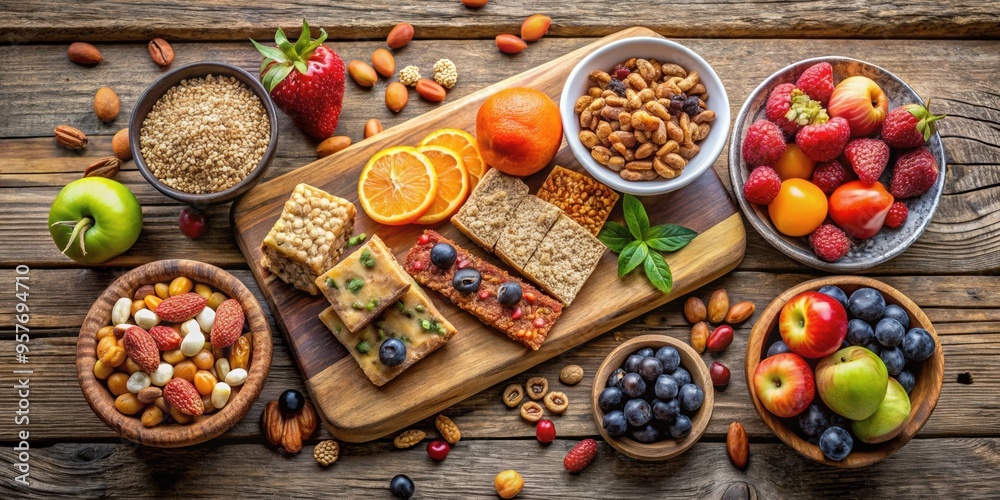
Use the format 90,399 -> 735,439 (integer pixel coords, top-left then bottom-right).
148,38 -> 174,67
393,429 -> 426,449
54,125 -> 88,149
435,414 -> 461,444
84,157 -> 120,179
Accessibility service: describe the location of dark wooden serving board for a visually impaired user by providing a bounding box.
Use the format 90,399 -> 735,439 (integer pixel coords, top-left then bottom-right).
232,26 -> 746,442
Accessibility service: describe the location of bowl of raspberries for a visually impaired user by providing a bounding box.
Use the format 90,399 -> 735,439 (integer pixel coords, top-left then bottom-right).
729,57 -> 947,272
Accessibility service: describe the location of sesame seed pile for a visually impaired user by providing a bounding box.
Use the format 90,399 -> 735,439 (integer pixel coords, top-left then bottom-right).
139,74 -> 270,194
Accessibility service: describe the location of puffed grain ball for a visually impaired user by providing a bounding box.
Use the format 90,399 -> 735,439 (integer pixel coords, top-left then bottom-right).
314,439 -> 340,466
432,58 -> 458,89
399,65 -> 421,87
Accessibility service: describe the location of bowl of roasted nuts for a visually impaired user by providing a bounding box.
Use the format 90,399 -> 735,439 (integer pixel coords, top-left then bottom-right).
560,37 -> 730,196
76,259 -> 272,447
129,62 -> 279,206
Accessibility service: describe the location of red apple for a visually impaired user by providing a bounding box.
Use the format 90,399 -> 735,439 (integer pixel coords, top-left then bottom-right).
828,76 -> 889,137
753,352 -> 815,418
828,180 -> 894,239
779,291 -> 848,358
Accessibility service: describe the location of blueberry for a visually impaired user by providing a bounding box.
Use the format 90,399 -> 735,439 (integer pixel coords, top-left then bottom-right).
864,342 -> 882,356
668,414 -> 692,439
379,338 -> 407,366
818,426 -> 853,461
429,243 -> 457,269
848,287 -> 885,322
389,474 -> 415,499
679,383 -> 704,412
818,285 -> 849,309
882,304 -> 910,330
875,318 -> 905,347
621,373 -> 646,398
631,423 -> 660,443
880,346 -> 905,377
278,389 -> 305,417
766,340 -> 792,357
638,357 -> 664,381
669,367 -> 692,387
635,347 -> 656,358
654,374 -> 679,399
607,368 -> 626,389
496,281 -> 522,306
655,346 -> 681,373
602,410 -> 628,436
624,398 -> 652,427
622,354 -> 644,373
452,268 -> 481,293
653,398 -> 681,421
598,386 -> 624,411
897,370 -> 916,394
902,328 -> 936,362
797,404 -> 829,437
846,319 -> 875,346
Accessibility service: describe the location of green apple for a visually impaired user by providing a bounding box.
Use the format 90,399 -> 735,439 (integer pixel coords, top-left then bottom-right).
852,377 -> 911,444
816,346 -> 888,420
49,177 -> 142,264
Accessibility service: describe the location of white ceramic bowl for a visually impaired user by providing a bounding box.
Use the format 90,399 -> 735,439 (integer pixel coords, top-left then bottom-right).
560,37 -> 730,196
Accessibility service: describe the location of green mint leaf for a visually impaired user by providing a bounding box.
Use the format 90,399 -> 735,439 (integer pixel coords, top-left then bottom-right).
618,240 -> 648,278
643,252 -> 673,294
643,224 -> 698,252
622,194 -> 649,240
597,221 -> 633,253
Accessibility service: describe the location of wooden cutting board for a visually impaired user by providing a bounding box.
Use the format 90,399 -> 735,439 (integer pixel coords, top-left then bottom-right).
232,26 -> 746,443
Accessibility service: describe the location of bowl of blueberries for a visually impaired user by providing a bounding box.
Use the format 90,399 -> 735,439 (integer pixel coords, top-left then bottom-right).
745,276 -> 944,467
591,334 -> 714,461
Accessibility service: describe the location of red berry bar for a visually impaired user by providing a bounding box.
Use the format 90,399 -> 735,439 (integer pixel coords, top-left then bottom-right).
404,230 -> 562,350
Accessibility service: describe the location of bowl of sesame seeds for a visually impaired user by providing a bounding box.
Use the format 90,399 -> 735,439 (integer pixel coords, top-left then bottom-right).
130,62 -> 278,205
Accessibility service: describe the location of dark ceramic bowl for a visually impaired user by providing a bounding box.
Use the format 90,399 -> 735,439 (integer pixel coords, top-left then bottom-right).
129,62 -> 278,206
729,57 -> 947,272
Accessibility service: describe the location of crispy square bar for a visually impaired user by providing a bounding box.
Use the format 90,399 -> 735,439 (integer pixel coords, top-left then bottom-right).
495,195 -> 562,270
523,213 -> 606,306
536,166 -> 620,237
261,183 -> 356,295
319,285 -> 457,387
451,169 -> 530,251
315,235 -> 411,333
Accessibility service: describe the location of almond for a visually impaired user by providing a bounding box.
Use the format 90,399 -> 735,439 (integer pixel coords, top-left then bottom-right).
112,128 -> 132,161
725,301 -> 756,324
93,87 -> 120,122
163,378 -> 204,416
415,78 -> 446,102
683,296 -> 706,323
154,292 -> 207,322
496,34 -> 527,55
68,42 -> 102,65
690,321 -> 709,353
708,289 -> 729,323
462,0 -> 489,7
371,48 -> 395,78
726,421 -> 749,468
123,326 -> 160,373
137,386 -> 162,404
317,136 -> 351,158
148,325 -> 183,351
385,82 -> 408,112
147,38 -> 174,67
263,401 -> 284,446
348,60 -> 378,87
83,157 -> 120,179
210,299 -> 245,348
54,125 -> 88,149
386,22 -> 414,49
364,118 -> 383,138
520,14 -> 551,42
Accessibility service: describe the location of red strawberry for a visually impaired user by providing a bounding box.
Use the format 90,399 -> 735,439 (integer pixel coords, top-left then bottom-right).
795,62 -> 835,106
211,299 -> 245,348
844,138 -> 890,184
163,378 -> 204,416
252,20 -> 345,140
809,224 -> 851,263
882,101 -> 945,149
742,120 -> 787,167
123,326 -> 160,373
884,202 -> 908,228
890,147 -> 939,198
796,116 -> 850,162
743,166 -> 782,205
148,325 -> 182,351
154,293 -> 207,323
812,160 -> 848,194
564,438 -> 598,473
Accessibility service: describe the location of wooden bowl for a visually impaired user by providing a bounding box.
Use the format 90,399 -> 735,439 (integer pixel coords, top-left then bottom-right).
592,335 -> 714,461
76,259 -> 272,447
745,276 -> 944,467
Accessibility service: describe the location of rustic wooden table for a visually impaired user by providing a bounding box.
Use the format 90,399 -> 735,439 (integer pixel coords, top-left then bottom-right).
1,3 -> 998,498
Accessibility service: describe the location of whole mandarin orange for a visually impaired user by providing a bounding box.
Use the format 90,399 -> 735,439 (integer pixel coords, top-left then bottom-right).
768,178 -> 828,237
475,88 -> 562,177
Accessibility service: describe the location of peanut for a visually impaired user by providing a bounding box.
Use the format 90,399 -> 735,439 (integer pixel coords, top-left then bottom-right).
371,48 -> 395,78
348,60 -> 378,87
317,136 -> 351,158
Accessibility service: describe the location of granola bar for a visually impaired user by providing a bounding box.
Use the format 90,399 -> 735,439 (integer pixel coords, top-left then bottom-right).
495,195 -> 562,270
451,169 -> 529,251
536,166 -> 619,236
522,213 -> 606,306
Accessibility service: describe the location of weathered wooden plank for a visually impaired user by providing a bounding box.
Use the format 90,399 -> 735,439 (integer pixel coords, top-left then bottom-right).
1,0 -> 997,42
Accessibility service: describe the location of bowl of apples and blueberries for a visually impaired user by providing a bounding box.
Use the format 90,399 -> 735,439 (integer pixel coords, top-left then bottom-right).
729,57 -> 947,272
745,276 -> 943,467
592,334 -> 714,461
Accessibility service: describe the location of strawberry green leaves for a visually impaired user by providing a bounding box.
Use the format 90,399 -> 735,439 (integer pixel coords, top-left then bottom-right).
251,19 -> 329,92
598,194 -> 696,294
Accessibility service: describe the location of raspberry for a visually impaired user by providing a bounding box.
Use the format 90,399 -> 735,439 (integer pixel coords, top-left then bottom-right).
809,224 -> 851,263
890,147 -> 939,199
795,62 -> 835,106
564,438 -> 598,473
765,83 -> 797,135
811,160 -> 848,194
844,138 -> 890,185
611,64 -> 631,81
741,120 -> 787,167
884,202 -> 908,228
742,166 -> 782,205
796,116 -> 850,162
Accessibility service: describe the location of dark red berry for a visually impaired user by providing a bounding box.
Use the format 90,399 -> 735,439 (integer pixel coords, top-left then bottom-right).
612,64 -> 631,81
710,362 -> 731,387
607,79 -> 626,97
536,419 -> 556,443
179,206 -> 207,239
426,439 -> 450,461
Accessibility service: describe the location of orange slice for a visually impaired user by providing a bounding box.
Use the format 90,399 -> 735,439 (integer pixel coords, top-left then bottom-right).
358,146 -> 438,226
414,145 -> 470,224
418,128 -> 487,188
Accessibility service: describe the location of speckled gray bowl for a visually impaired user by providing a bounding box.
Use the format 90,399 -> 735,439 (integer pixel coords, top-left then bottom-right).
729,56 -> 946,273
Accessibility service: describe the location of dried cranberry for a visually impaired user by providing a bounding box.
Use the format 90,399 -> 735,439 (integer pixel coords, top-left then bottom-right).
536,419 -> 556,443
413,261 -> 425,271
607,78 -> 626,97
669,94 -> 687,113
511,307 -> 523,320
683,96 -> 703,116
478,290 -> 491,300
612,64 -> 631,81
426,439 -> 450,461
417,234 -> 430,245
533,317 -> 545,328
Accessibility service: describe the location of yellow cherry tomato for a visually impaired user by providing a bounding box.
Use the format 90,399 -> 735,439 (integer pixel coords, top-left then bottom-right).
773,144 -> 816,180
768,178 -> 828,237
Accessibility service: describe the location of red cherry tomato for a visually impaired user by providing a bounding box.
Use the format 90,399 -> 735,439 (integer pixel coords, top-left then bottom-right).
535,419 -> 556,443
426,439 -> 450,461
828,181 -> 894,239
767,178 -> 828,237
